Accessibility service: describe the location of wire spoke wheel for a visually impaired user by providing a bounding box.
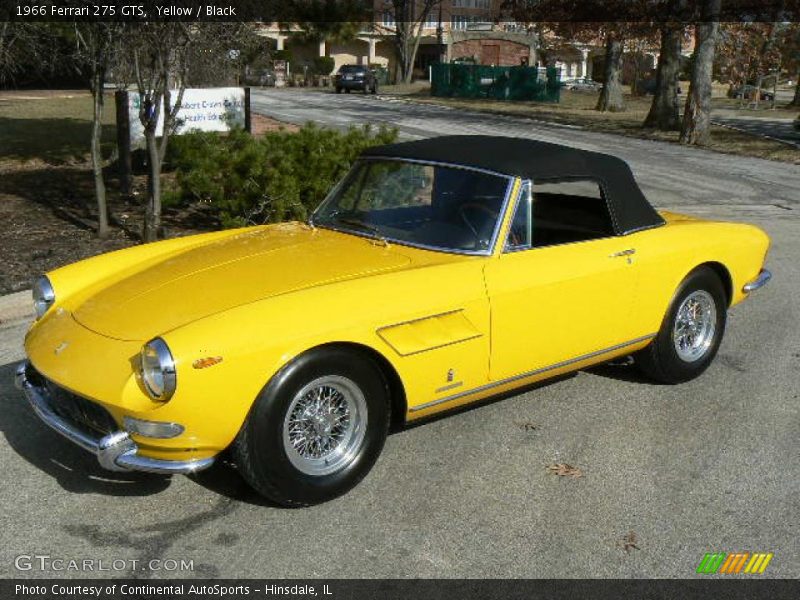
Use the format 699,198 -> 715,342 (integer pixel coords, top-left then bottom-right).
672,290 -> 717,363
282,375 -> 367,476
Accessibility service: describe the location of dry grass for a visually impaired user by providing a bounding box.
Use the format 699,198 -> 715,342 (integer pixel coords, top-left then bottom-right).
400,90 -> 800,164
0,91 -> 117,168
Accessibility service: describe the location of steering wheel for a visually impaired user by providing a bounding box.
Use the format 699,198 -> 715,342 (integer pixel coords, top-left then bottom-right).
457,203 -> 499,248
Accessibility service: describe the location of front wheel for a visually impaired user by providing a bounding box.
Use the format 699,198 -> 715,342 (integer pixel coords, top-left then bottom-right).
234,347 -> 390,506
636,267 -> 727,384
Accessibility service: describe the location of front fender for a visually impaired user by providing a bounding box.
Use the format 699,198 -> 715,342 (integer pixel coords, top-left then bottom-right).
156,259 -> 490,455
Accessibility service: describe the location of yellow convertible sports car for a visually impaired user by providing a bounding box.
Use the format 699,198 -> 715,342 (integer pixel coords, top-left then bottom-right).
16,136 -> 771,506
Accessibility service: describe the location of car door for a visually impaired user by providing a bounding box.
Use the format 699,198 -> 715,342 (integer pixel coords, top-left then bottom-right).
483,179 -> 641,382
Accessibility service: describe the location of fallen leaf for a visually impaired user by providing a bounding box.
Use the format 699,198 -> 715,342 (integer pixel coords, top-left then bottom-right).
516,421 -> 538,432
546,463 -> 583,478
621,530 -> 640,553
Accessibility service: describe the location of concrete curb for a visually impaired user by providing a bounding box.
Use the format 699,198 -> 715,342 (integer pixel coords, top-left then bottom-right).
0,291 -> 32,325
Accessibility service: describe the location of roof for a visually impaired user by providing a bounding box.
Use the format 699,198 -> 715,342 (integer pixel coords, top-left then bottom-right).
360,135 -> 664,235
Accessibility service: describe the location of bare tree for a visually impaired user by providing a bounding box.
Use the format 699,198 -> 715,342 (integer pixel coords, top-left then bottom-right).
376,0 -> 442,84
752,22 -> 782,110
122,23 -> 254,241
0,23 -> 54,87
679,0 -> 721,146
73,23 -> 121,238
124,22 -> 193,242
792,79 -> 800,107
787,24 -> 800,106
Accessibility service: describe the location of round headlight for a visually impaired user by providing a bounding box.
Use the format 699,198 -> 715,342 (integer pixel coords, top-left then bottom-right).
32,275 -> 55,320
140,338 -> 177,401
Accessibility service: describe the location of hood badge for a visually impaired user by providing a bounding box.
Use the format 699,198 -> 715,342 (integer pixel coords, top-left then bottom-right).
54,341 -> 69,355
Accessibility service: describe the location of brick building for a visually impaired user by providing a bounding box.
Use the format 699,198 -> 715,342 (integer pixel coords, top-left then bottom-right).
259,1 -> 660,82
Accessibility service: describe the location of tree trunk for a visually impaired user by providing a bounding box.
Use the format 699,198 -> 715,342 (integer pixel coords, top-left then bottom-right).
90,69 -> 109,238
680,0 -> 721,146
395,20 -> 423,85
596,33 -> 625,112
644,24 -> 683,130
790,75 -> 800,107
753,72 -> 763,110
404,24 -> 424,84
143,130 -> 161,242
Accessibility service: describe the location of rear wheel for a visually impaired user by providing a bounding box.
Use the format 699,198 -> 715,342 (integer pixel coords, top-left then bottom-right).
335,87 -> 342,94
234,347 -> 390,506
636,267 -> 727,384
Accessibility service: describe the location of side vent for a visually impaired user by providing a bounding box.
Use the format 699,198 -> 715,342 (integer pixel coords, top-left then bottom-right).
377,310 -> 482,356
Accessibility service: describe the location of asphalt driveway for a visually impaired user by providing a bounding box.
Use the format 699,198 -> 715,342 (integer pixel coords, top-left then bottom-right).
0,91 -> 797,578
711,110 -> 800,148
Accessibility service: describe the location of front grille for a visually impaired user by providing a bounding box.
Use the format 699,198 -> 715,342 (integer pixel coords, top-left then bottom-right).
31,370 -> 118,435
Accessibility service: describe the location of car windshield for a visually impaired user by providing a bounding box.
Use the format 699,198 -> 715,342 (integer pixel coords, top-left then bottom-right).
313,159 -> 511,253
340,66 -> 364,74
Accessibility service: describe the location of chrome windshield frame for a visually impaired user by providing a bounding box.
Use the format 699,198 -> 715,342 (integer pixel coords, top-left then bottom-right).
311,157 -> 517,257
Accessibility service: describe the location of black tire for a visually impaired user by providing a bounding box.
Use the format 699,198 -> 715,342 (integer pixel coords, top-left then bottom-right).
234,347 -> 390,507
345,88 -> 351,94
636,267 -> 727,384
335,87 -> 342,94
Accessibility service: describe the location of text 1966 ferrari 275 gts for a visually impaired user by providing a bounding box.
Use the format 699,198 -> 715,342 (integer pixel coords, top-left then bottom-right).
16,136 -> 771,506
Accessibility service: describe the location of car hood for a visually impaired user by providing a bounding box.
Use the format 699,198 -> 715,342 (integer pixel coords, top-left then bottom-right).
72,223 -> 412,341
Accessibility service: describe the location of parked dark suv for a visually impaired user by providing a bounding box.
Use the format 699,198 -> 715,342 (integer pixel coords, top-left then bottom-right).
335,65 -> 378,94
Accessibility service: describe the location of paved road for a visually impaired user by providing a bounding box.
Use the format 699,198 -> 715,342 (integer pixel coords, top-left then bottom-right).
1,90 -> 798,579
251,89 -> 800,211
711,110 -> 800,148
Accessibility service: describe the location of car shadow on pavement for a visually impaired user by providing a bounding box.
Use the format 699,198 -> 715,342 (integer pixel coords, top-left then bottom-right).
188,458 -> 286,508
585,360 -> 666,384
0,361 -> 171,497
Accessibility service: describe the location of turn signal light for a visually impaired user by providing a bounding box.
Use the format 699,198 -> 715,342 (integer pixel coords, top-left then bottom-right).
192,356 -> 223,369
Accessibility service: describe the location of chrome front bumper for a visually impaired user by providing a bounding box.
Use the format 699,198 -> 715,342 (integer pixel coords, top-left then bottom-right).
743,269 -> 772,293
15,362 -> 215,475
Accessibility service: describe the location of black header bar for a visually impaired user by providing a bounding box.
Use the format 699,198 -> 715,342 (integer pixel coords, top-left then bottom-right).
2,0 -> 798,23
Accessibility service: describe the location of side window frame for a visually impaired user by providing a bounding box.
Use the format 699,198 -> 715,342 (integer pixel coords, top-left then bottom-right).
502,176 -> 618,253
504,179 -> 533,253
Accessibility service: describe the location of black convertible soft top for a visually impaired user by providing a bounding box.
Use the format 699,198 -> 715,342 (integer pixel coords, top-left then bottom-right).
361,135 -> 665,235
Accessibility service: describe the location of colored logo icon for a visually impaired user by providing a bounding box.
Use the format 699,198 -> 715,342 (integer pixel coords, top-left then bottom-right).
696,552 -> 773,574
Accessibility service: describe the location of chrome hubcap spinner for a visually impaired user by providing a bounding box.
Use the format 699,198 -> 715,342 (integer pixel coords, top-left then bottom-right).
283,375 -> 367,476
672,290 -> 717,362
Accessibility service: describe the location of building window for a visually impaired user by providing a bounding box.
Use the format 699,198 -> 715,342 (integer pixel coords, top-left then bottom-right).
424,12 -> 439,29
452,14 -> 491,31
451,14 -> 468,30
452,0 -> 491,8
382,11 -> 395,27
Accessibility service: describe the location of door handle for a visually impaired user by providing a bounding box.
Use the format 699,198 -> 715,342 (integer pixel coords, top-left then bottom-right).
610,248 -> 636,258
